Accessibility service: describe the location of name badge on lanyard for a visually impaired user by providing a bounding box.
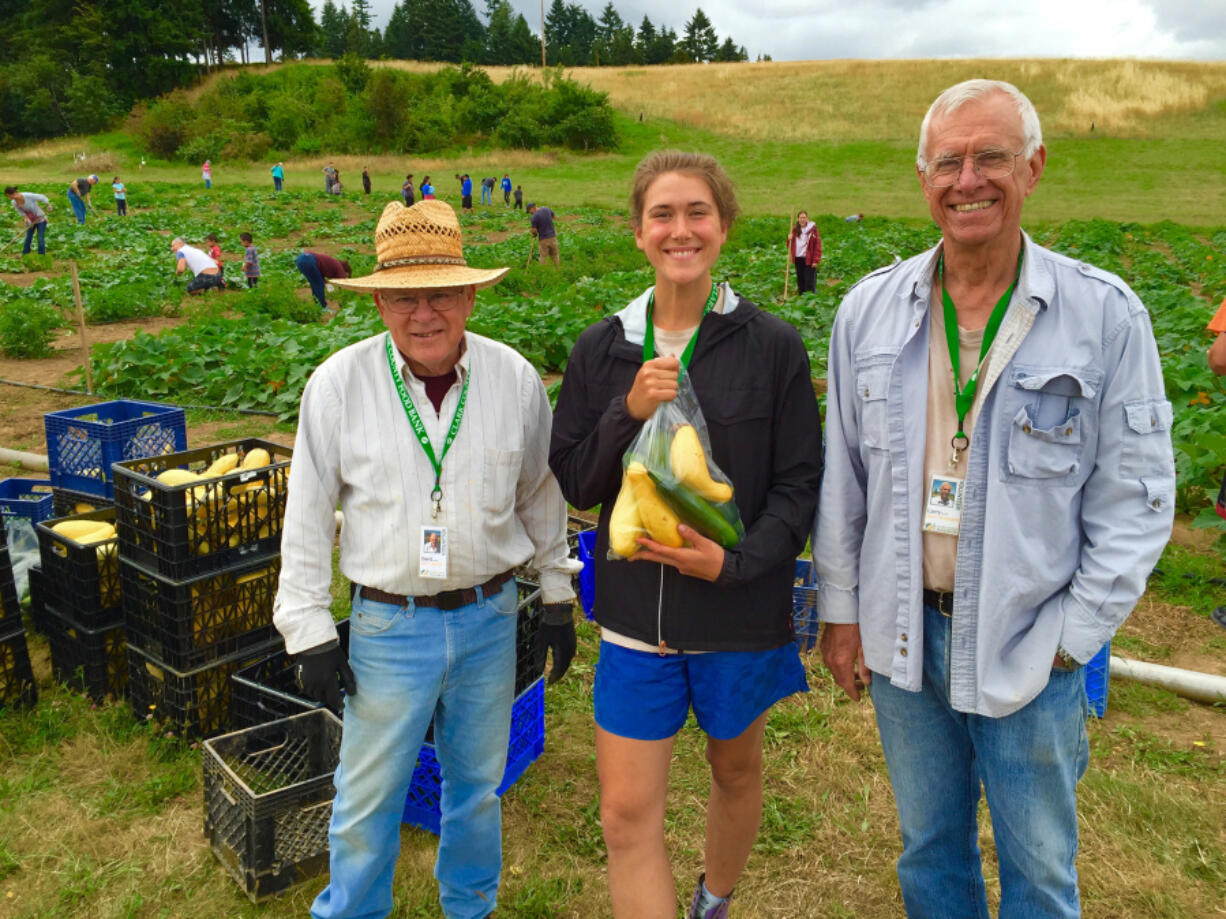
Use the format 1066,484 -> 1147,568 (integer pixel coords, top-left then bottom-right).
922,474 -> 964,536
420,526 -> 448,579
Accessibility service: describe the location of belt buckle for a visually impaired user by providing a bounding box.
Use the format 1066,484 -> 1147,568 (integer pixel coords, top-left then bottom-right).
937,592 -> 954,617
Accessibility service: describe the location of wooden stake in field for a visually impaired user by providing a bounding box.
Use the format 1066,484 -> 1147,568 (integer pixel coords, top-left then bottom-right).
783,209 -> 795,299
71,261 -> 94,394
525,236 -> 536,268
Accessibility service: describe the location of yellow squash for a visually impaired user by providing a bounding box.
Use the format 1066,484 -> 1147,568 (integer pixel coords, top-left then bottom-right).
625,462 -> 683,547
608,473 -> 643,558
669,424 -> 733,503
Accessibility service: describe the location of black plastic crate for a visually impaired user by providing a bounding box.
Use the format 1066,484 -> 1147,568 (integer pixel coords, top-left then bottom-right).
34,508 -> 121,627
26,564 -> 46,634
52,486 -> 114,518
127,638 -> 283,740
230,578 -> 545,730
112,439 -> 291,580
120,555 -> 280,671
44,399 -> 187,499
204,708 -> 342,902
0,545 -> 19,633
43,601 -> 126,702
0,626 -> 37,709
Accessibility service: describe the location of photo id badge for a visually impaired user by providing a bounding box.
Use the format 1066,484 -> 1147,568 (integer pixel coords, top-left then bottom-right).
419,525 -> 448,579
922,474 -> 964,536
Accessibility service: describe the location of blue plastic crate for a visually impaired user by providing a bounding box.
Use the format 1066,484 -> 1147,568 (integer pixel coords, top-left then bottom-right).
44,400 -> 187,499
401,676 -> 546,835
576,529 -> 596,621
0,478 -> 54,530
1085,642 -> 1110,718
793,559 -> 819,651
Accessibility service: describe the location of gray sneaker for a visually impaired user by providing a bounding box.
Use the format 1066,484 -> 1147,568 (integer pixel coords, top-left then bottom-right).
687,874 -> 732,919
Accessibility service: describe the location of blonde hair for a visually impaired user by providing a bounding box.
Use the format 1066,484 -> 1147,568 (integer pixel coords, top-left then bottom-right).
629,151 -> 739,229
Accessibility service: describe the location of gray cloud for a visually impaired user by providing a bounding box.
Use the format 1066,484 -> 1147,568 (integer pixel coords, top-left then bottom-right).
338,0 -> 1226,61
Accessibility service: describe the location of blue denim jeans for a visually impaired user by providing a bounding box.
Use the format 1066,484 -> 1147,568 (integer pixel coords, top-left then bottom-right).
296,252 -> 328,310
480,185 -> 491,205
869,603 -> 1090,919
310,579 -> 518,919
67,190 -> 86,223
22,221 -> 46,255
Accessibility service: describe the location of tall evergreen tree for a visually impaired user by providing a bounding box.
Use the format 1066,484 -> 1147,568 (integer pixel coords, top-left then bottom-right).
319,0 -> 348,57
714,36 -> 745,62
681,8 -> 718,63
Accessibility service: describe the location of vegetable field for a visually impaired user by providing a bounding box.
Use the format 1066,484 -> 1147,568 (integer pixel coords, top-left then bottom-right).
1,184 -> 1222,519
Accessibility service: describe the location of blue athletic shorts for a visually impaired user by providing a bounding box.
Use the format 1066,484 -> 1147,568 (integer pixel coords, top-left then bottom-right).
594,640 -> 808,741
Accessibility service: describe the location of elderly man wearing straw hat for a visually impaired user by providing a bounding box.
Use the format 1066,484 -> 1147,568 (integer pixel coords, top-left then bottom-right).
273,199 -> 580,919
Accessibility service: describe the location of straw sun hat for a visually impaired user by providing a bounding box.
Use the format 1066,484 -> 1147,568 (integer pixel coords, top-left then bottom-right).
332,199 -> 509,292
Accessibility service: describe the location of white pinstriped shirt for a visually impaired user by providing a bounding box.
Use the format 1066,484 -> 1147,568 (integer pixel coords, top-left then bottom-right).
274,330 -> 576,654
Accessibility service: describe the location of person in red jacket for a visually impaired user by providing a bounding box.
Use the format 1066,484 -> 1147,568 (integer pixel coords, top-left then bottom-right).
787,211 -> 821,294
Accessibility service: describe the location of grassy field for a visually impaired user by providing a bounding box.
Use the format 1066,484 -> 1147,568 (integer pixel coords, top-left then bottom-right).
3,58 -> 1226,224
0,56 -> 1223,918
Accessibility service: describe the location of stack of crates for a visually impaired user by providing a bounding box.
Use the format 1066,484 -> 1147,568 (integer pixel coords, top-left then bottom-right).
0,477 -> 55,632
44,399 -> 186,504
111,439 -> 291,739
229,579 -> 548,836
0,524 -> 36,709
34,508 -> 126,701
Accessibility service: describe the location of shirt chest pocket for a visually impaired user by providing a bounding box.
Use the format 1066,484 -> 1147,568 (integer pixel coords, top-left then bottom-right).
1003,366 -> 1100,482
854,364 -> 891,452
481,447 -> 523,514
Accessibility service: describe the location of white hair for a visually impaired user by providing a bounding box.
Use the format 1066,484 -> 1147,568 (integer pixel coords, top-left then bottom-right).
916,79 -> 1043,169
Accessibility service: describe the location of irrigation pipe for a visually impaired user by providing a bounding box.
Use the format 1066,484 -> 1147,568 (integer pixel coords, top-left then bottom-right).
0,378 -> 280,417
0,447 -> 48,471
1109,655 -> 1226,705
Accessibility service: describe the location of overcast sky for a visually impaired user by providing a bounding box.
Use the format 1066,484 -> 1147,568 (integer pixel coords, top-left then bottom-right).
332,0 -> 1226,61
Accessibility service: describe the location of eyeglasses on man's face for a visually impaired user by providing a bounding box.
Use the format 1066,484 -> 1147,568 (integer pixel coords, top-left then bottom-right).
381,289 -> 464,313
923,149 -> 1024,188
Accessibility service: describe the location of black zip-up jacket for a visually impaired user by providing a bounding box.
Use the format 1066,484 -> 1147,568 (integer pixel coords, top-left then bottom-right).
549,289 -> 823,651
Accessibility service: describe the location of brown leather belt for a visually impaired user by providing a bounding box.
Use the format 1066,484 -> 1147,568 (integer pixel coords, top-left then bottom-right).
922,589 -> 955,618
358,570 -> 514,611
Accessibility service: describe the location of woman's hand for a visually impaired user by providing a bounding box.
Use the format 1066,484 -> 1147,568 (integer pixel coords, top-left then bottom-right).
631,524 -> 725,582
625,355 -> 681,421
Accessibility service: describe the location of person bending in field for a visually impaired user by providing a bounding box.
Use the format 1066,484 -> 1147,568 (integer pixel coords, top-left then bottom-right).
549,151 -> 822,919
815,78 -> 1174,919
171,237 -> 224,294
240,233 -> 260,289
5,185 -> 51,255
295,250 -> 352,313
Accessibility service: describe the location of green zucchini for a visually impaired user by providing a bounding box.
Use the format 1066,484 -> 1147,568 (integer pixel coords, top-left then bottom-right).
648,469 -> 741,548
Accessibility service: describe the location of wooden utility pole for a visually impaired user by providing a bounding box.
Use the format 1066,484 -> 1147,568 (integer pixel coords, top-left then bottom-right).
70,261 -> 93,393
783,210 -> 795,299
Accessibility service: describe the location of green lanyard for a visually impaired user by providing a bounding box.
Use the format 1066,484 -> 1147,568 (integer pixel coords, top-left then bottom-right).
642,283 -> 720,368
940,251 -> 1021,465
384,333 -> 471,519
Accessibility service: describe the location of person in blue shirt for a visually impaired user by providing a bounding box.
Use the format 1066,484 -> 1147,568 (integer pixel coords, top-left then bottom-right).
271,161 -> 285,192
500,174 -> 512,206
815,78 -> 1174,919
460,174 -> 473,213
421,177 -> 435,200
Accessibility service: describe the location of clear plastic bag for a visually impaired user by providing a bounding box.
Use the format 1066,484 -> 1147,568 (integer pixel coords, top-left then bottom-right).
608,365 -> 746,559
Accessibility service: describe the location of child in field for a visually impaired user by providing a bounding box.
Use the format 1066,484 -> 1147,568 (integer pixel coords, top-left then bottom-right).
112,176 -> 127,216
240,232 -> 260,289
206,233 -> 224,279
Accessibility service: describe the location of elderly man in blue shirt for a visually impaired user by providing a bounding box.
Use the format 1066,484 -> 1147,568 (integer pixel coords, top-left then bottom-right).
814,78 -> 1174,918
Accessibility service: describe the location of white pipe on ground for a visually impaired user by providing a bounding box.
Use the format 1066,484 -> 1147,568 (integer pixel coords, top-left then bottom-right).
1109,655 -> 1226,705
0,447 -> 49,472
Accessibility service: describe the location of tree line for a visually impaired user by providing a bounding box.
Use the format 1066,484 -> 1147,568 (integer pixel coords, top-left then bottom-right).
0,0 -> 751,147
325,0 -> 749,67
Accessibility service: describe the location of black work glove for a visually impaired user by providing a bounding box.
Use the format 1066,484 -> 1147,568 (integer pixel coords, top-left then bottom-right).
538,602 -> 577,684
296,640 -> 357,714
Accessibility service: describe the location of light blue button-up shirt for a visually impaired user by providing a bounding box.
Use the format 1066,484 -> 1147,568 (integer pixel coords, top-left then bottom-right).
814,232 -> 1174,717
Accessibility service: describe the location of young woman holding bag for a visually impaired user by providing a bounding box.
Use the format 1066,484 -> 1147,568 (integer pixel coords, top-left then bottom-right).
549,151 -> 822,919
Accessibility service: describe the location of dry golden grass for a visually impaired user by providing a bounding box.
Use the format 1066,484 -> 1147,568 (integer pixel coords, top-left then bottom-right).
191,56 -> 1226,144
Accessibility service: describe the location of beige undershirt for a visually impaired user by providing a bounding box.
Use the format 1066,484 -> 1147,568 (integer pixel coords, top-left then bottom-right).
922,288 -> 991,592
